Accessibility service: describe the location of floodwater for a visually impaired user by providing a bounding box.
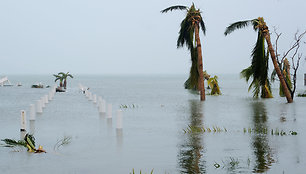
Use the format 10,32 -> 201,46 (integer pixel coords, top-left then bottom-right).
0,74 -> 306,174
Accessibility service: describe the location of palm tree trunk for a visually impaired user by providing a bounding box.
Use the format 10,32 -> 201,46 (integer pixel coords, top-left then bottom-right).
195,24 -> 205,101
262,27 -> 293,103
64,80 -> 67,89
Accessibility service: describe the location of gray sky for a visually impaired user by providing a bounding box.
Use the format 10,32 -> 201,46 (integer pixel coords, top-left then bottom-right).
1,0 -> 305,75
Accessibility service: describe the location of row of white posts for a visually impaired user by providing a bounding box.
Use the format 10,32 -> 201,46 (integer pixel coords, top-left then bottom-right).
20,85 -> 57,134
79,84 -> 123,130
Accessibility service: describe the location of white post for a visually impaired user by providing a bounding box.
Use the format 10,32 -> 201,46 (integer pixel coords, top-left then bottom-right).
98,97 -> 103,112
116,110 -> 123,129
36,100 -> 43,113
41,97 -> 46,108
107,103 -> 112,118
89,92 -> 93,101
101,99 -> 106,113
29,120 -> 35,135
20,110 -> 26,132
48,91 -> 52,100
45,95 -> 49,104
29,104 -> 36,121
93,94 -> 97,104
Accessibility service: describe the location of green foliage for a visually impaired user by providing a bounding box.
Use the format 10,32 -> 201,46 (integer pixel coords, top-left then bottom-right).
120,104 -> 139,109
1,134 -> 37,152
53,74 -> 63,82
25,134 -> 36,152
162,3 -> 206,91
207,75 -> 221,95
224,19 -> 259,36
243,127 -> 297,136
1,134 -> 47,153
130,169 -> 154,174
226,17 -> 272,98
280,59 -> 292,97
1,139 -> 27,148
297,92 -> 306,97
160,5 -> 187,13
183,125 -> 227,134
54,136 -> 72,151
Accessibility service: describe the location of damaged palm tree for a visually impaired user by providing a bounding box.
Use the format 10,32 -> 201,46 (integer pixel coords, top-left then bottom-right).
161,3 -> 206,100
1,134 -> 46,153
225,17 -> 273,98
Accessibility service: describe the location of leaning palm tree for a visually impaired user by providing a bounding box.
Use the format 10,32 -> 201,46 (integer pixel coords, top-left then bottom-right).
225,17 -> 272,98
53,74 -> 64,87
59,72 -> 73,89
161,3 -> 206,101
225,17 -> 293,102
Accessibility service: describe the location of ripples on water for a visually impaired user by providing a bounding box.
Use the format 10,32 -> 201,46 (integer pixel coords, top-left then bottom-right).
0,74 -> 305,173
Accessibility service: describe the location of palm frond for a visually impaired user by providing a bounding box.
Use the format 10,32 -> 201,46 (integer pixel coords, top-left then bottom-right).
199,18 -> 206,35
251,32 -> 266,83
240,66 -> 253,82
224,20 -> 253,36
161,5 -> 188,13
184,47 -> 198,90
25,134 -> 36,151
248,79 -> 260,98
1,139 -> 26,148
270,69 -> 277,82
177,18 -> 194,49
58,72 -> 65,75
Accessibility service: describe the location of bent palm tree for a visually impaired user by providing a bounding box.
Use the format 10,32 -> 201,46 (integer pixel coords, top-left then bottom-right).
225,17 -> 293,102
225,17 -> 272,98
161,3 -> 206,101
59,72 -> 73,89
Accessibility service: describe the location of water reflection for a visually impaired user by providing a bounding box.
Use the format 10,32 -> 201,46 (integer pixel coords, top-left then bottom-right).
116,129 -> 123,150
251,101 -> 275,173
178,100 -> 206,174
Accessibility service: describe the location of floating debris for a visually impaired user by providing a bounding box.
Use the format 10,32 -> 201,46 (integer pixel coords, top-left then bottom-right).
1,134 -> 46,153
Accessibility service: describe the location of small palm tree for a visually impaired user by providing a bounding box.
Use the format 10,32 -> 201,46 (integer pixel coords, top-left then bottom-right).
53,74 -> 64,87
225,17 -> 272,98
207,76 -> 221,95
161,3 -> 206,101
271,58 -> 292,97
58,72 -> 73,89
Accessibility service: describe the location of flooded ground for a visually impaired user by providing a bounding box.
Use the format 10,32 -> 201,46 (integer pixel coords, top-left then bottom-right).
0,74 -> 305,173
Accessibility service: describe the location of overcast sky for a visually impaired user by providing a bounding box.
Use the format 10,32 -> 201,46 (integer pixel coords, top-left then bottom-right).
1,0 -> 305,75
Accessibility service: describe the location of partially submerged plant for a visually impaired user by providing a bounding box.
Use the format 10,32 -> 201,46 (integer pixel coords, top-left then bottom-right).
183,125 -> 227,134
297,91 -> 306,97
130,169 -> 154,174
53,136 -> 72,151
207,75 -> 221,95
120,104 -> 139,109
243,127 -> 297,136
1,134 -> 46,153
